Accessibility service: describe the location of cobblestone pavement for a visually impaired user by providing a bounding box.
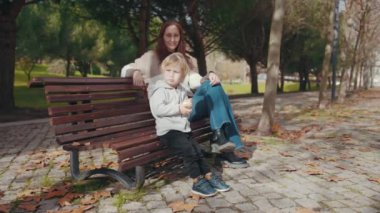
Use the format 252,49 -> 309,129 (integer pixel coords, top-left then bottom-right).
0,89 -> 379,213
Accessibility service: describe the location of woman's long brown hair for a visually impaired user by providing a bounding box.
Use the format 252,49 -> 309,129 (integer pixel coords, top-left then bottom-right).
155,20 -> 194,70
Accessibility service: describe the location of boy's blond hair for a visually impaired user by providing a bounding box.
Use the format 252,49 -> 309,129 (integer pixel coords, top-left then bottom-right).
160,52 -> 189,77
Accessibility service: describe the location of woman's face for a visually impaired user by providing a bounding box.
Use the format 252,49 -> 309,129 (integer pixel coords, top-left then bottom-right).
163,25 -> 180,52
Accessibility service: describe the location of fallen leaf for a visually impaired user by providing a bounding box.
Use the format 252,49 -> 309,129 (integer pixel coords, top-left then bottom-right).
17,189 -> 40,198
80,195 -> 98,205
72,142 -> 81,146
358,147 -> 371,152
306,169 -> 323,175
168,201 -> 198,212
303,145 -> 320,153
94,191 -> 111,200
44,186 -> 68,199
305,161 -> 320,167
0,204 -> 11,213
335,164 -> 347,170
58,193 -> 82,207
18,202 -> 39,212
296,207 -> 316,213
189,193 -> 201,202
279,152 -> 294,157
326,176 -> 344,182
0,191 -> 4,198
368,178 -> 380,184
280,167 -> 297,172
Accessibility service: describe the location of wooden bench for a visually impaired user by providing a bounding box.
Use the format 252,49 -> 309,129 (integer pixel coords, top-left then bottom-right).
29,77 -> 212,189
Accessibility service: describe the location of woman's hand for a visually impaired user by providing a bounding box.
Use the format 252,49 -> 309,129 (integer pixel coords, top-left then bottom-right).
133,70 -> 145,86
208,72 -> 220,86
180,98 -> 192,116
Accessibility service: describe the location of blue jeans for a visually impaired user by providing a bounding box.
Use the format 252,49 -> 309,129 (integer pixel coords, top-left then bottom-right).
188,81 -> 244,149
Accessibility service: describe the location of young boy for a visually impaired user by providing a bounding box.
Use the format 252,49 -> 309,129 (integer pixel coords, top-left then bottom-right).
148,52 -> 230,197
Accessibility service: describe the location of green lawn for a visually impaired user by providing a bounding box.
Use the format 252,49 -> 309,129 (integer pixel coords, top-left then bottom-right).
15,65 -> 316,109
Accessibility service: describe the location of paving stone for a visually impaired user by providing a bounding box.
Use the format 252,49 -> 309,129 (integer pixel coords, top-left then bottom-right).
143,193 -> 163,202
150,208 -> 173,213
122,201 -> 144,211
331,208 -> 358,213
223,190 -> 247,203
269,198 -> 296,209
214,208 -> 238,213
254,198 -> 274,211
322,200 -> 347,208
235,202 -> 258,211
355,206 -> 380,213
146,200 -> 167,209
206,197 -> 231,208
193,204 -> 213,213
295,198 -> 321,208
36,198 -> 59,213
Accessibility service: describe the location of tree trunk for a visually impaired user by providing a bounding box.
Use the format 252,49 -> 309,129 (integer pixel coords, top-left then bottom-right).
0,0 -> 25,111
337,68 -> 349,103
318,1 -> 334,109
186,0 -> 207,76
138,0 -> 150,56
257,0 -> 284,135
247,59 -> 258,94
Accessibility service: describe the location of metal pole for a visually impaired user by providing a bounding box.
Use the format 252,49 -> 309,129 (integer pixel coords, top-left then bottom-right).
331,0 -> 340,101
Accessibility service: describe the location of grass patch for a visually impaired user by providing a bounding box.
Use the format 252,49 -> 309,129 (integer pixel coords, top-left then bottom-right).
41,175 -> 53,188
114,189 -> 146,211
72,178 -> 112,193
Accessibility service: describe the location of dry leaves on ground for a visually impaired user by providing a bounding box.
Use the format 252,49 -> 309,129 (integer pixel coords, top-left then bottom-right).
306,169 -> 323,175
0,204 -> 11,213
325,176 -> 345,182
368,178 -> 380,184
296,208 -> 317,213
18,202 -> 39,212
168,200 -> 198,212
280,166 -> 298,172
279,151 -> 294,157
58,193 -> 83,207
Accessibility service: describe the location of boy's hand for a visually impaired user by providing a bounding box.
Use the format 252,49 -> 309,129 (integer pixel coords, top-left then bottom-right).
180,99 -> 192,116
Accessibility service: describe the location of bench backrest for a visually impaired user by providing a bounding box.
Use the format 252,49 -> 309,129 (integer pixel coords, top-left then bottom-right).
31,77 -> 211,171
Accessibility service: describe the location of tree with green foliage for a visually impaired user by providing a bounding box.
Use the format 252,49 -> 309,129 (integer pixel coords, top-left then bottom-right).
213,0 -> 273,94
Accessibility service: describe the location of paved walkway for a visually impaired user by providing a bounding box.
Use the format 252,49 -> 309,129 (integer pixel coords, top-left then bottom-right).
0,89 -> 379,213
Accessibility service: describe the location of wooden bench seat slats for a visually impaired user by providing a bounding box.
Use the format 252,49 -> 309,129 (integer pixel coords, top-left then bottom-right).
32,77 -> 133,86
62,126 -> 156,151
50,106 -> 151,125
57,119 -> 155,145
118,150 -> 170,171
54,112 -> 153,135
45,84 -> 142,94
48,100 -> 149,117
46,91 -> 142,103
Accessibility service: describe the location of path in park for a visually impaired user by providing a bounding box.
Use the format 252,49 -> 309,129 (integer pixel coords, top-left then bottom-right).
0,89 -> 379,213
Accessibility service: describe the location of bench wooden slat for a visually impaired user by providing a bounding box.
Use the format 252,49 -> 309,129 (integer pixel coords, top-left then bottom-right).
48,100 -> 148,117
45,84 -> 141,94
118,150 -> 170,171
54,112 -> 153,135
50,107 -> 151,125
57,119 -> 155,145
32,77 -> 134,85
46,91 -> 142,103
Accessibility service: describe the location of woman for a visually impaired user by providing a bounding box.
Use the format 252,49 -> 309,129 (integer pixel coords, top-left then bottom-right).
122,20 -> 249,168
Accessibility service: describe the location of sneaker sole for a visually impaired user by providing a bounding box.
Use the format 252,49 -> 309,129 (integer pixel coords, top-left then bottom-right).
215,186 -> 231,192
221,160 -> 249,169
211,143 -> 236,153
191,189 -> 218,197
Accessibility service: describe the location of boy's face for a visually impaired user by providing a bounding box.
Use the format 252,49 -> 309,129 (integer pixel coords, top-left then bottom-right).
162,64 -> 183,88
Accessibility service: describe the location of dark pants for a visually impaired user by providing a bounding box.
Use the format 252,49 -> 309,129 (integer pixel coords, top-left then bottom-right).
159,130 -> 211,179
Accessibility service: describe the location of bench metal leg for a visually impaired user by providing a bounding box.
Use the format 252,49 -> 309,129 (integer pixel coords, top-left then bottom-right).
70,150 -> 134,189
135,166 -> 145,189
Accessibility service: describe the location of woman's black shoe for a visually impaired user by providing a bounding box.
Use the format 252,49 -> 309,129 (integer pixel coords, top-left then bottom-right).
210,129 -> 235,153
218,152 -> 249,168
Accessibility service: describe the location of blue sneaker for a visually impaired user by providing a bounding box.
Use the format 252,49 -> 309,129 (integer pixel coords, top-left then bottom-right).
208,174 -> 231,192
191,177 -> 218,197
